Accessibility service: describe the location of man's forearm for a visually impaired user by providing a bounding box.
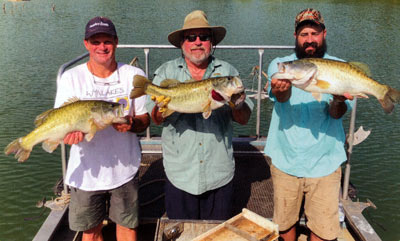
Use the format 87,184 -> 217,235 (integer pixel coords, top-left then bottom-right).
131,113 -> 150,133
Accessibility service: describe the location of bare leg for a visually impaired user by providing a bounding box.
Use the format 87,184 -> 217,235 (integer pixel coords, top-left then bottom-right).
82,222 -> 103,241
116,224 -> 137,241
310,231 -> 330,241
279,226 -> 296,241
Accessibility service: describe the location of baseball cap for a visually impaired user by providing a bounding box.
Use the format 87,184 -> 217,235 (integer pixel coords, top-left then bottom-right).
85,16 -> 117,39
295,8 -> 325,31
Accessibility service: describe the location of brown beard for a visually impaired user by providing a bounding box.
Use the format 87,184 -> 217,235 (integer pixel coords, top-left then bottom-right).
295,39 -> 327,59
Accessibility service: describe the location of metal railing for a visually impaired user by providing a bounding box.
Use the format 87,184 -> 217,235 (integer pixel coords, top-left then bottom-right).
56,44 -> 295,139
117,44 -> 295,138
56,44 -> 357,201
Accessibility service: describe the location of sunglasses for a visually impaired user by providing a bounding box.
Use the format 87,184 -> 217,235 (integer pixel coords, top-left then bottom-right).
184,34 -> 211,42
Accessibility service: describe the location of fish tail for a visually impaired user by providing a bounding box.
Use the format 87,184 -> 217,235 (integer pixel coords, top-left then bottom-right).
130,75 -> 150,98
4,138 -> 31,162
379,87 -> 400,114
387,87 -> 400,103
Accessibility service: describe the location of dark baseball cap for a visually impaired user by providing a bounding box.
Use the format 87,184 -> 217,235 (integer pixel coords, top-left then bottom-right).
84,16 -> 117,39
295,8 -> 325,32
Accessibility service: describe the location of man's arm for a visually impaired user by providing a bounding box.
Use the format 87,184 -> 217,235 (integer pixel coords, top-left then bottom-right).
232,104 -> 251,125
131,113 -> 150,133
329,95 -> 350,119
151,106 -> 165,125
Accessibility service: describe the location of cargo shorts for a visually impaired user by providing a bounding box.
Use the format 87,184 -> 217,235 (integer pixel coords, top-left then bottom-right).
271,164 -> 341,240
68,178 -> 139,232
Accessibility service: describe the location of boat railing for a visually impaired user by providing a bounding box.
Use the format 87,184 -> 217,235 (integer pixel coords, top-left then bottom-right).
57,44 -> 295,139
56,44 -> 356,201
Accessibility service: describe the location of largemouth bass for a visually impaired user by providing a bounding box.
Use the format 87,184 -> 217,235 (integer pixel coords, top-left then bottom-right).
271,58 -> 400,113
130,75 -> 244,119
4,99 -> 127,162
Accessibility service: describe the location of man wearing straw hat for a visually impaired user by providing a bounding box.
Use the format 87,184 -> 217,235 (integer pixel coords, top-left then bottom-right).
147,10 -> 253,220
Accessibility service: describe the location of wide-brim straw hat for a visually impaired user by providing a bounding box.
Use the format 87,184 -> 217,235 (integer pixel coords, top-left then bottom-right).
168,10 -> 226,48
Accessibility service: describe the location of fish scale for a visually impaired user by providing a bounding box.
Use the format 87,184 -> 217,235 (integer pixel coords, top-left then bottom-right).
4,100 -> 127,162
272,58 -> 400,113
130,75 -> 244,119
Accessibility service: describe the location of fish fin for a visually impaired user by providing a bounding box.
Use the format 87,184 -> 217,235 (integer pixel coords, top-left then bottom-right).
202,110 -> 212,119
379,87 -> 400,113
387,87 -> 400,103
312,92 -> 322,101
130,75 -> 150,99
4,138 -> 31,162
349,62 -> 372,76
161,109 -> 175,118
34,109 -> 54,127
201,100 -> 212,119
60,97 -> 81,107
160,79 -> 180,87
184,78 -> 197,83
42,140 -> 60,153
379,98 -> 394,114
85,119 -> 99,142
315,79 -> 331,89
356,93 -> 369,98
85,133 -> 95,142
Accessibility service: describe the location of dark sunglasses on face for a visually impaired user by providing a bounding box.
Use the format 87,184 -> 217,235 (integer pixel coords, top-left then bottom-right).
184,34 -> 211,42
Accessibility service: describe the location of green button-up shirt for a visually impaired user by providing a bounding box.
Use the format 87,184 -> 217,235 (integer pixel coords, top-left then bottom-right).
147,56 -> 254,195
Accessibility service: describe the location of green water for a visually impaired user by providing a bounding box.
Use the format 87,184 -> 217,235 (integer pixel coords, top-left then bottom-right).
0,0 -> 399,240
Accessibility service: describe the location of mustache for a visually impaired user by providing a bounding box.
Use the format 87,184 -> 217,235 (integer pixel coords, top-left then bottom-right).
191,47 -> 205,51
303,42 -> 318,49
295,39 -> 327,59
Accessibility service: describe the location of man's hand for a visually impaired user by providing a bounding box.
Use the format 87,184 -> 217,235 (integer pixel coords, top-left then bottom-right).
113,116 -> 133,132
271,78 -> 292,102
271,78 -> 291,92
64,131 -> 84,145
329,93 -> 352,119
151,95 -> 171,112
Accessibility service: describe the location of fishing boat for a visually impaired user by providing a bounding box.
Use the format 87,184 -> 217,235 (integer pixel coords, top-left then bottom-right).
33,44 -> 382,241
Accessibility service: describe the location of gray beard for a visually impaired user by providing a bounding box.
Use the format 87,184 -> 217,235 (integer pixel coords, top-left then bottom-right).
182,48 -> 211,66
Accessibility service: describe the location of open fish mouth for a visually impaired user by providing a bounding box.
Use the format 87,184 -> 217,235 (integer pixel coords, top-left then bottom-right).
211,90 -> 226,102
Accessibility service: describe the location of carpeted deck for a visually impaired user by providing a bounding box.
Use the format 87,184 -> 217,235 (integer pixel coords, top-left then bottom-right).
138,141 -> 273,221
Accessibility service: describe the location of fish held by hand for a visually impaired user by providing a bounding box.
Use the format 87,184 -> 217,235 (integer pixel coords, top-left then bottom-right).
4,99 -> 127,162
272,58 -> 400,113
130,75 -> 244,119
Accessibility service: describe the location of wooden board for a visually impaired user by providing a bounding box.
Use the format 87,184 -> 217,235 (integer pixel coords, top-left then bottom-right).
192,208 -> 279,241
155,219 -> 222,241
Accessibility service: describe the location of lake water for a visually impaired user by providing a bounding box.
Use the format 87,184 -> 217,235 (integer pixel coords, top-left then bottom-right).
0,0 -> 399,240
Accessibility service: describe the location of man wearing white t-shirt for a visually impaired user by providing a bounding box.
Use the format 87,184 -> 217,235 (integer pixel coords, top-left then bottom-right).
54,16 -> 150,241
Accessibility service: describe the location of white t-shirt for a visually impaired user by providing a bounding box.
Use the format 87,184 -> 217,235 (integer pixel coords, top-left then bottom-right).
54,62 -> 147,191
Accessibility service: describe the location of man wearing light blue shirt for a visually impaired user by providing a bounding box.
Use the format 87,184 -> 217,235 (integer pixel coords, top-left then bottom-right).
148,10 -> 253,220
264,8 -> 353,241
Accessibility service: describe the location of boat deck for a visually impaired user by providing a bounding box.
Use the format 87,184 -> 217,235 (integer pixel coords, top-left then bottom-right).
43,138 -> 275,241
138,139 -> 273,221
35,137 -> 379,241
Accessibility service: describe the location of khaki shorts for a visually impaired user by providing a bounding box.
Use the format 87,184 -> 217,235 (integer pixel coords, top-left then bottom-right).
68,178 -> 139,231
271,164 -> 341,240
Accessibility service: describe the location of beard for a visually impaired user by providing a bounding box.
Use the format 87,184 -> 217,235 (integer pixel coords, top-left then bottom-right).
182,47 -> 211,66
295,39 -> 327,59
